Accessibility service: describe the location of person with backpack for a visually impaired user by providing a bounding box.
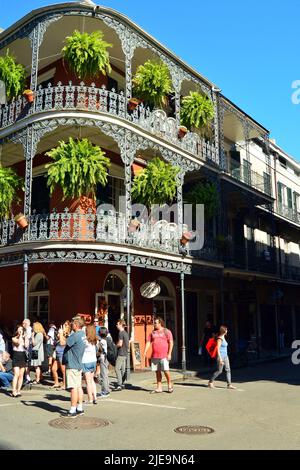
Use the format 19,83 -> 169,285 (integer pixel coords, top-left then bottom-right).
208,325 -> 236,389
113,319 -> 129,391
144,316 -> 174,394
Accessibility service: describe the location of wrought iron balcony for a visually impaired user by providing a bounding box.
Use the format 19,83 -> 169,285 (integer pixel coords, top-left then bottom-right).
281,264 -> 300,282
0,209 -> 185,256
0,82 -> 218,165
276,203 -> 300,225
225,242 -> 277,275
226,159 -> 272,196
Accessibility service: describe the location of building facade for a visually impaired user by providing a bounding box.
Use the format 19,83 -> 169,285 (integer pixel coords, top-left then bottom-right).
0,1 -> 299,365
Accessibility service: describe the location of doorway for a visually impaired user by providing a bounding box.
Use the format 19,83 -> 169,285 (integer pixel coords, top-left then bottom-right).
104,271 -> 125,343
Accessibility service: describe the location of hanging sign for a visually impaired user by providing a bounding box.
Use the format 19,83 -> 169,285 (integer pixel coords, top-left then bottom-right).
140,282 -> 161,299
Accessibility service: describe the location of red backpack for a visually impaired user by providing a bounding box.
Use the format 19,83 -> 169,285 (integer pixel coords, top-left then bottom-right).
206,337 -> 218,358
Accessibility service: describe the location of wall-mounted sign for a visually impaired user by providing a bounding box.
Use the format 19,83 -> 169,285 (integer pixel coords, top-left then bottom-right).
140,282 -> 161,299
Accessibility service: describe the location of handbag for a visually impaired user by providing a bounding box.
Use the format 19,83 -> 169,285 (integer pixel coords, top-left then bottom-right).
31,350 -> 39,360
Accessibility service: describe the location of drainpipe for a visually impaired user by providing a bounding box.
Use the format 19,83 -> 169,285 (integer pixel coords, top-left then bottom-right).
126,255 -> 131,380
180,269 -> 186,373
23,253 -> 28,320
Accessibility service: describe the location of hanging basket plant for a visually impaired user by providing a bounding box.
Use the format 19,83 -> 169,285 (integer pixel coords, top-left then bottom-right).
0,49 -> 26,100
131,157 -> 179,207
62,30 -> 112,80
132,60 -> 173,109
0,165 -> 24,219
45,137 -> 111,201
185,181 -> 219,219
180,91 -> 215,132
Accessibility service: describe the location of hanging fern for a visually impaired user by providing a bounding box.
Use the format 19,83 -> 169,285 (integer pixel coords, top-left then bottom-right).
132,60 -> 173,108
131,157 -> 179,207
185,181 -> 218,219
180,91 -> 215,131
45,138 -> 110,200
0,50 -> 26,100
0,165 -> 24,219
62,30 -> 112,79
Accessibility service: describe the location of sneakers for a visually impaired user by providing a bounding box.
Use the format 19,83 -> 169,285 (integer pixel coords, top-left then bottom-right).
97,392 -> 110,398
113,386 -> 122,391
76,409 -> 85,416
62,411 -> 78,419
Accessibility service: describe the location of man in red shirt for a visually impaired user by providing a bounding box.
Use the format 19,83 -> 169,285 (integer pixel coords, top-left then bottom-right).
144,316 -> 174,393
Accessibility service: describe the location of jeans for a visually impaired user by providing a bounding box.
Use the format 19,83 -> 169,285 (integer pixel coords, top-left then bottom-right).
0,371 -> 14,388
115,355 -> 127,386
210,356 -> 231,384
100,354 -> 110,393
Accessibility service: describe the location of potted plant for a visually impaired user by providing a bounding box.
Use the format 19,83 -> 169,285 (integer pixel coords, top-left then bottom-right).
22,89 -> 34,103
185,181 -> 219,219
0,165 -> 24,220
178,125 -> 188,139
131,157 -> 179,208
0,49 -> 26,100
180,231 -> 194,246
45,137 -> 110,206
132,60 -> 173,109
14,213 -> 28,229
180,91 -> 215,134
128,97 -> 142,111
62,30 -> 112,80
45,138 -> 110,239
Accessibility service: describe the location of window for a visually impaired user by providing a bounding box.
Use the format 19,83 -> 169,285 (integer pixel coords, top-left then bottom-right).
293,192 -> 299,212
28,275 -> 49,325
287,187 -> 293,209
277,182 -> 283,206
96,175 -> 125,212
31,175 -> 50,214
279,156 -> 287,168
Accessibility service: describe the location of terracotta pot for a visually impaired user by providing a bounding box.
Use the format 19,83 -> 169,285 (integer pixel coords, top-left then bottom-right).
178,126 -> 188,139
14,214 -> 28,229
132,163 -> 145,176
23,91 -> 34,103
128,218 -> 140,233
128,98 -> 141,111
180,231 -> 193,245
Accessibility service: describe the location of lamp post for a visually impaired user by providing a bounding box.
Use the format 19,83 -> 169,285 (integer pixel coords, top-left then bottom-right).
180,269 -> 186,373
23,253 -> 28,320
126,256 -> 131,381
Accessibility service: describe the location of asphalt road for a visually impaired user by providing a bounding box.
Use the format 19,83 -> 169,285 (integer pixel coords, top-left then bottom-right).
0,357 -> 300,450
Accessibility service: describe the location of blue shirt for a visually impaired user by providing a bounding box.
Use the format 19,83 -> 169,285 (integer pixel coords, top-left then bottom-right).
219,337 -> 228,359
62,330 -> 86,370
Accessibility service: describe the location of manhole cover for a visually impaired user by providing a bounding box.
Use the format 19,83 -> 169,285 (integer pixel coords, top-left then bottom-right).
49,417 -> 110,430
174,425 -> 215,435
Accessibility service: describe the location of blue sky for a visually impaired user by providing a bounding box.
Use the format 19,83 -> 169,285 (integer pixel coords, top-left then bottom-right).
1,0 -> 300,159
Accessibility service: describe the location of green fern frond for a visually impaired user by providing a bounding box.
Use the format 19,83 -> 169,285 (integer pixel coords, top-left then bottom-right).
45,138 -> 110,200
0,165 -> 24,219
132,60 -> 173,108
62,30 -> 112,80
180,91 -> 215,131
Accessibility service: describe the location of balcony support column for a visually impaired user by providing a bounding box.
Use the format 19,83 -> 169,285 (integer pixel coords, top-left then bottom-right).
212,89 -> 220,166
242,120 -> 251,163
120,132 -> 136,228
177,171 -> 185,238
218,103 -> 227,171
23,253 -> 29,320
29,16 -> 62,94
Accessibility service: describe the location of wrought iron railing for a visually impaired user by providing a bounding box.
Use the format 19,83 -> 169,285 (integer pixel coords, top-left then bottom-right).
227,159 -> 272,196
0,81 -> 218,165
276,203 -> 300,225
225,242 -> 277,274
0,209 -> 185,255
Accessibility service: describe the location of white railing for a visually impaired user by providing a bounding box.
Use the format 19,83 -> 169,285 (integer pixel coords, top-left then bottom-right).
0,81 -> 218,165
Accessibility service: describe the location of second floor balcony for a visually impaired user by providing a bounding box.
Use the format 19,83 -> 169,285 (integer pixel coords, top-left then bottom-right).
0,81 -> 218,165
276,203 -> 300,225
225,159 -> 272,197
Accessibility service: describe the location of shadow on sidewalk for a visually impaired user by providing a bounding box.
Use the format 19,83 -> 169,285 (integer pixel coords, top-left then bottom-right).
21,400 -> 65,413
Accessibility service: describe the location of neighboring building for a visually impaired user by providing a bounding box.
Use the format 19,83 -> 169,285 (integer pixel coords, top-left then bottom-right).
0,1 -> 299,364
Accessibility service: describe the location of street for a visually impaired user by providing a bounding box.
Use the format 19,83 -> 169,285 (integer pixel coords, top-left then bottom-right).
0,358 -> 299,450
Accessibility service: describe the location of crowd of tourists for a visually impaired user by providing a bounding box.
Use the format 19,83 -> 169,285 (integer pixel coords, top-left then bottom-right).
0,315 -> 235,418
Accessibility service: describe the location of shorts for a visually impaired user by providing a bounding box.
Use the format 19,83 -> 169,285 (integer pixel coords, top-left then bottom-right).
82,362 -> 96,373
66,369 -> 82,390
151,358 -> 169,372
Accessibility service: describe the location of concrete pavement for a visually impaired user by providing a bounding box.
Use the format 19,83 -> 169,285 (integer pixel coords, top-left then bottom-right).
0,357 -> 299,450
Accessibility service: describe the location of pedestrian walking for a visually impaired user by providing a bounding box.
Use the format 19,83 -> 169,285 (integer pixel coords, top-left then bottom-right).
97,327 -> 110,397
113,320 -> 129,391
200,319 -> 217,367
51,320 -> 71,389
82,324 -> 97,405
208,325 -> 236,389
144,316 -> 174,394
